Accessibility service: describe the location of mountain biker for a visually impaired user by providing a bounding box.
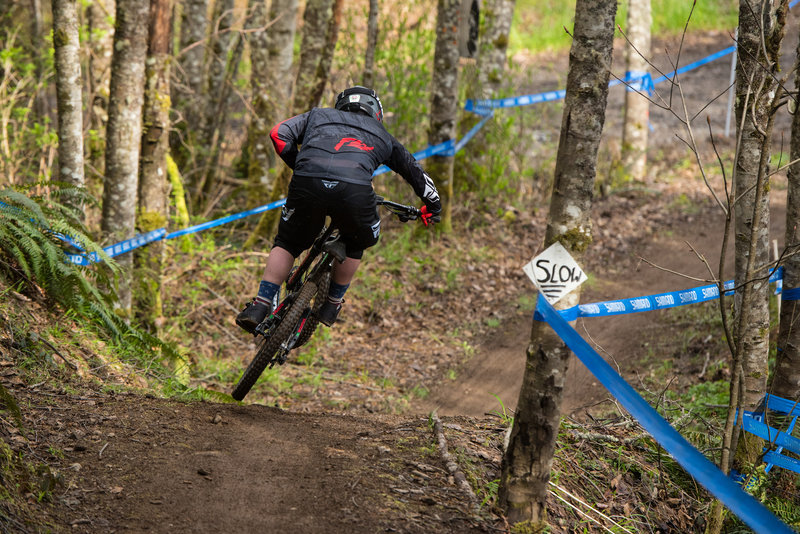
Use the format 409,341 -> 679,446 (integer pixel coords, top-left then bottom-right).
236,85 -> 442,333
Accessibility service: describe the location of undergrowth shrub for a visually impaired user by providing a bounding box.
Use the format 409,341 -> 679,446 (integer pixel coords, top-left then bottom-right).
0,185 -> 180,380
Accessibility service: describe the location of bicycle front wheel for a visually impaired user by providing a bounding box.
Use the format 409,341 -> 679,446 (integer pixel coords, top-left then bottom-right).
231,282 -> 317,401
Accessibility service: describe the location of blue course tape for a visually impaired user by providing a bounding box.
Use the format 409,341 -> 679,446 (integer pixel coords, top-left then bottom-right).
538,268 -> 784,321
67,228 -> 167,266
783,287 -> 800,301
66,199 -> 287,265
534,294 -> 794,534
164,198 -> 286,240
652,46 -> 736,86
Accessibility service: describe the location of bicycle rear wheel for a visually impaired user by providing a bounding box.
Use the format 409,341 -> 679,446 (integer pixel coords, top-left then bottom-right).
231,282 -> 317,401
295,270 -> 330,349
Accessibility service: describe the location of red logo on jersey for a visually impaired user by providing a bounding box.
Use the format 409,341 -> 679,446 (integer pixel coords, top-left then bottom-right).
335,137 -> 374,151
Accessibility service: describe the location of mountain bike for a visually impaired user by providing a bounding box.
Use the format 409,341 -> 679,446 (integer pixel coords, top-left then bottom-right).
231,197 -> 424,401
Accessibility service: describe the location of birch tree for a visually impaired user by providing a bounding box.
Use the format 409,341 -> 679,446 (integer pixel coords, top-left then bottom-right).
136,0 -> 171,327
498,0 -> 616,527
102,0 -> 150,314
426,0 -> 461,233
620,0 -> 650,180
51,0 -> 85,213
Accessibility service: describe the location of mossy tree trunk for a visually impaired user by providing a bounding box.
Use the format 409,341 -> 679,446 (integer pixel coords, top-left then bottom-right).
136,0 -> 171,330
51,0 -> 85,214
730,0 -> 786,458
461,0 -> 515,189
194,0 -> 245,209
427,0 -> 461,233
101,0 -> 150,316
498,0 -> 616,528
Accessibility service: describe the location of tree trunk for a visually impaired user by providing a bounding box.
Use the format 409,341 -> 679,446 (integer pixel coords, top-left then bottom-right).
706,2 -> 787,532
137,0 -> 171,329
462,0 -> 515,189
245,0 -> 298,207
246,0 -> 340,245
498,0 -> 616,528
620,0 -> 650,180
362,0 -> 378,88
174,0 -> 208,133
308,0 -> 342,107
773,32 -> 800,398
190,0 -> 240,206
102,0 -> 150,316
732,0 -> 785,418
51,0 -> 85,213
87,0 -> 115,179
292,0 -> 335,112
427,0 -> 461,233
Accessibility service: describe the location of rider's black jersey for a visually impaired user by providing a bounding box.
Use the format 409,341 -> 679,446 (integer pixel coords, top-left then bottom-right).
270,107 -> 436,203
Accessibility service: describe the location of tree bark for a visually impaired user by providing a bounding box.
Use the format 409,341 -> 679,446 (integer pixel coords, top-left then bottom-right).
245,0 -> 298,206
51,0 -> 85,212
87,0 -> 115,178
362,0 -> 379,88
102,0 -> 150,315
732,0 -> 785,414
773,32 -> 800,398
137,0 -> 172,329
620,0 -> 650,180
426,0 -> 461,233
706,2 -> 787,533
498,0 -> 616,527
292,0 -> 338,112
174,0 -> 208,133
170,0 -> 208,181
246,0 -> 341,245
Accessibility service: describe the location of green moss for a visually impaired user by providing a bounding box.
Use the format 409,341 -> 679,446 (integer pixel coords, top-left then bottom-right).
138,209 -> 167,232
556,227 -> 592,253
53,29 -> 69,48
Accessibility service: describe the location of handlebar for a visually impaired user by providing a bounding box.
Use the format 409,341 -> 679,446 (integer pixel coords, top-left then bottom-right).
376,196 -> 422,222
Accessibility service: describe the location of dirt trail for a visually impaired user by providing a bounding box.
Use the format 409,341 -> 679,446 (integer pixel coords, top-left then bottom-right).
20,390 -> 494,533
420,192 -> 788,419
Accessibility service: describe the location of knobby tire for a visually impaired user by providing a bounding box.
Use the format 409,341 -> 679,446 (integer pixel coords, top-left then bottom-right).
295,270 -> 330,349
231,282 -> 317,401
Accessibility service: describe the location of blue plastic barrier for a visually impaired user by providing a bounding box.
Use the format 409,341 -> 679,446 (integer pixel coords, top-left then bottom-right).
741,394 -> 800,475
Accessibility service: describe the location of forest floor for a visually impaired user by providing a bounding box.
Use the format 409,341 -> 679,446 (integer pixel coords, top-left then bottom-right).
1,27 -> 798,534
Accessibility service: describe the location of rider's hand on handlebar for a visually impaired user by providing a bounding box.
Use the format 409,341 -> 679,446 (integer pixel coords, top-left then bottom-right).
420,205 -> 441,227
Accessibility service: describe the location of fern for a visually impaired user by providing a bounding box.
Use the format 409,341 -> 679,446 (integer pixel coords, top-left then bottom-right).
0,184 -> 180,376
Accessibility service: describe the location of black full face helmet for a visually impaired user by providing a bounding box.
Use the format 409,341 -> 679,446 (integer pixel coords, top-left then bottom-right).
335,86 -> 384,123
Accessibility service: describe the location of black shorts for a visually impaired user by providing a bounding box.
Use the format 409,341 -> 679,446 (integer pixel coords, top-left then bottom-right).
273,176 -> 380,260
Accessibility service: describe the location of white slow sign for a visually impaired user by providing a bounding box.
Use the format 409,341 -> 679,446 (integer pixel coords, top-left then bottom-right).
522,242 -> 587,304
